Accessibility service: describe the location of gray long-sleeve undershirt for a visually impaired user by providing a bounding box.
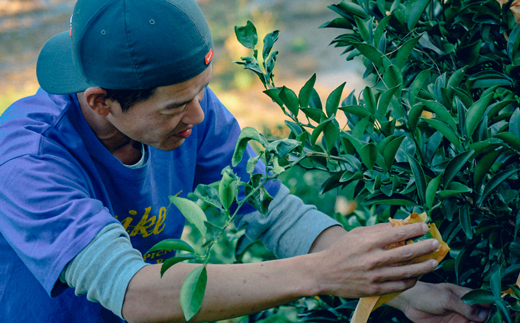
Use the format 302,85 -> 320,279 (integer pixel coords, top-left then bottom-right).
59,184 -> 340,319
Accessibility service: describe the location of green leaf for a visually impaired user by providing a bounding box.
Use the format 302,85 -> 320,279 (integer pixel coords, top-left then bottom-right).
262,30 -> 279,61
421,118 -> 461,150
359,143 -> 377,171
420,99 -> 457,130
353,43 -> 383,68
478,169 -> 517,205
352,116 -> 372,140
180,266 -> 207,321
232,127 -> 269,167
340,171 -> 363,183
437,182 -> 472,200
459,204 -> 473,239
326,82 -> 346,118
263,89 -> 284,108
462,289 -> 498,305
452,88 -> 474,110
496,300 -> 512,323
336,1 -> 369,19
447,67 -> 466,100
309,88 -> 323,110
301,107 -> 325,123
378,135 -> 396,154
354,15 -> 371,42
235,21 -> 258,50
147,239 -> 195,254
323,122 -> 339,153
507,23 -> 520,61
468,138 -> 503,156
465,93 -> 494,139
266,139 -> 301,157
190,184 -> 222,210
396,36 -> 421,68
377,85 -> 399,118
409,104 -> 424,131
160,254 -> 197,277
406,154 -> 427,205
219,171 -> 236,210
494,132 -> 520,151
443,150 -> 475,187
383,65 -> 403,96
279,86 -> 299,117
510,108 -> 520,138
383,136 -> 406,170
319,17 -> 353,29
339,105 -> 372,118
409,69 -> 431,106
364,193 -> 417,206
343,133 -> 364,152
491,267 -> 502,299
170,196 -> 208,237
311,116 -> 336,146
425,174 -> 441,210
299,74 -> 317,108
406,0 -> 431,30
487,99 -> 515,120
271,156 -> 285,175
363,86 -> 377,115
455,241 -> 476,284
246,155 -> 261,174
474,148 -> 502,189
245,174 -> 274,215
375,15 -> 392,48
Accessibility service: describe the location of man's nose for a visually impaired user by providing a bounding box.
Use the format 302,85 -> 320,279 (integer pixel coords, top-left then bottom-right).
182,99 -> 205,125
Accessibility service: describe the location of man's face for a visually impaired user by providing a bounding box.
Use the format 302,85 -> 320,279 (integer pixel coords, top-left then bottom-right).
106,66 -> 212,151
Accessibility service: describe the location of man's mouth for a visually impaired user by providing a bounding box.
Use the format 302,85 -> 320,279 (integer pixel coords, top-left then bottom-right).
174,127 -> 192,138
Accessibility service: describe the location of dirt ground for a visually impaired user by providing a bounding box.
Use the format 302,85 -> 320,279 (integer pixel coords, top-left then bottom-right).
0,0 -> 367,128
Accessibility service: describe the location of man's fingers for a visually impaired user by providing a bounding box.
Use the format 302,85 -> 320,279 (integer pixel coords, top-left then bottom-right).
438,284 -> 491,322
373,222 -> 429,248
369,278 -> 417,296
375,259 -> 438,282
379,239 -> 440,266
350,223 -> 392,234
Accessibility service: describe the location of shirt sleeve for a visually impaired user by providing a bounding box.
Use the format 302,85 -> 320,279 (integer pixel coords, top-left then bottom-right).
234,184 -> 342,258
0,154 -> 120,297
60,223 -> 148,319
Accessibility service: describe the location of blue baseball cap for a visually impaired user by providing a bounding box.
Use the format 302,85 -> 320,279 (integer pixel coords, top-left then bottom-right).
37,0 -> 214,94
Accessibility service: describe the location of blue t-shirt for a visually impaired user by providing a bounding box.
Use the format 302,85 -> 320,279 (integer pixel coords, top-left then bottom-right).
0,87 -> 279,322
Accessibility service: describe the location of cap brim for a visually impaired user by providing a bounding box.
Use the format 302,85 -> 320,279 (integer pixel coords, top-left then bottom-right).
36,31 -> 92,94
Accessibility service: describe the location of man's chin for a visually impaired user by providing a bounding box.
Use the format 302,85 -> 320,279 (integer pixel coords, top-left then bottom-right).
153,138 -> 185,151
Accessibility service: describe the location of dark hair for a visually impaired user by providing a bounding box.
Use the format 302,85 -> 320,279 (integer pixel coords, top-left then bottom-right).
104,88 -> 157,113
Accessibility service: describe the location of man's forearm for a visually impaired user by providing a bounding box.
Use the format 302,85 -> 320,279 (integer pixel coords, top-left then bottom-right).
122,255 -> 319,322
123,225 -> 347,322
122,223 -> 439,323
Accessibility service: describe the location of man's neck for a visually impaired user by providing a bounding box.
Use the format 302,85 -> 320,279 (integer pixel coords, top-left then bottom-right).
76,93 -> 142,165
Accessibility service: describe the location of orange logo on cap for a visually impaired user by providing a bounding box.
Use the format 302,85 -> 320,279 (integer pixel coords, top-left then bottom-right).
205,49 -> 213,65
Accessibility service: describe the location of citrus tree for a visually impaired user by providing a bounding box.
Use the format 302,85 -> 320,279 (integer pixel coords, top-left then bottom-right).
231,0 -> 520,322
148,0 -> 520,322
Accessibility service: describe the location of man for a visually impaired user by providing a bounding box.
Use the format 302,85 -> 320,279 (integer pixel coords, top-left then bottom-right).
0,0 -> 490,322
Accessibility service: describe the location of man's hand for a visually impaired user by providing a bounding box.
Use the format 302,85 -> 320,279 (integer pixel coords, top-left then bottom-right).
310,222 -> 440,298
387,282 -> 492,323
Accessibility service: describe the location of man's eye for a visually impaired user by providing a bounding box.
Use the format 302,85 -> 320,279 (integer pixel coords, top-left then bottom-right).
162,105 -> 185,116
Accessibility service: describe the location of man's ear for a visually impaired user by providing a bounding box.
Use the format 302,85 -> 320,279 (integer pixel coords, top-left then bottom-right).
84,87 -> 110,117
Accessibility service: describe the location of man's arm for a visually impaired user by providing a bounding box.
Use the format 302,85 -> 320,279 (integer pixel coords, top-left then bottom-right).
121,222 -> 437,322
